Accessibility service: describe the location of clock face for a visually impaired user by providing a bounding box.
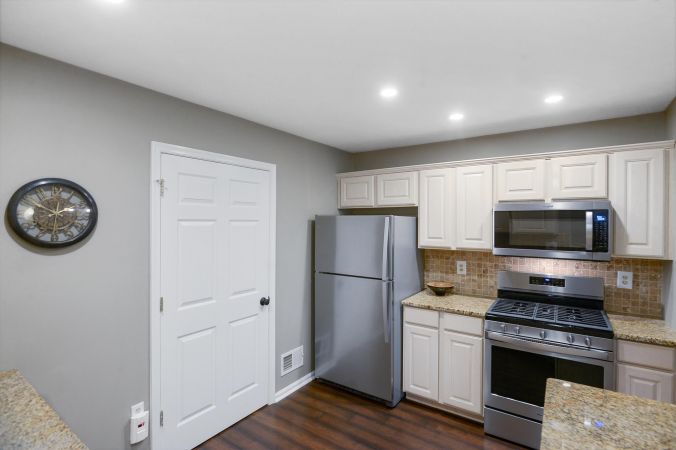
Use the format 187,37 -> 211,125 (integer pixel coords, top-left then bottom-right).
7,178 -> 98,248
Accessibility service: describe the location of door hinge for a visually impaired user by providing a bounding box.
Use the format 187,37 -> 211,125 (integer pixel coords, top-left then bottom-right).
160,410 -> 164,427
160,297 -> 164,312
157,178 -> 165,196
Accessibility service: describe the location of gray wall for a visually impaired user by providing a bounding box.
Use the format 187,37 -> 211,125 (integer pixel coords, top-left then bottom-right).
666,98 -> 676,328
352,112 -> 667,170
0,44 -> 352,450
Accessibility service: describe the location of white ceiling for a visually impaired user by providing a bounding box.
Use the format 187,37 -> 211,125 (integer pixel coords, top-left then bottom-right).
1,0 -> 675,152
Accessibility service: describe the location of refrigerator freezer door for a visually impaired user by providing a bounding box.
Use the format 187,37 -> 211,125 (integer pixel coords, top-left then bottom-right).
315,273 -> 394,402
315,215 -> 392,280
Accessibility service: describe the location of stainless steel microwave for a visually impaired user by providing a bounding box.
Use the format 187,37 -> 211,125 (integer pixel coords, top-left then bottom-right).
493,200 -> 612,261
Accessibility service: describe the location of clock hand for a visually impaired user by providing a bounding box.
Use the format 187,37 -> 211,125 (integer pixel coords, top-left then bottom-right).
27,197 -> 56,214
52,200 -> 60,236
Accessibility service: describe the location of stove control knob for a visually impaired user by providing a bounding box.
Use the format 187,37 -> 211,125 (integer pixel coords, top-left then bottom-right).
584,337 -> 591,347
500,323 -> 506,332
540,330 -> 546,339
567,334 -> 575,344
514,326 -> 521,335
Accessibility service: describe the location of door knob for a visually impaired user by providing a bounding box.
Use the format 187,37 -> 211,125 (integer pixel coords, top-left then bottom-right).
260,296 -> 270,306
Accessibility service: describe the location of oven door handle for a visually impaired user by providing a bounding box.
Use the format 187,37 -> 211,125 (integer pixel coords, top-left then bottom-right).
485,331 -> 612,361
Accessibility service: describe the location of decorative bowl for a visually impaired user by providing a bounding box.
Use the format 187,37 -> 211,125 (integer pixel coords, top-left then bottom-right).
426,281 -> 454,296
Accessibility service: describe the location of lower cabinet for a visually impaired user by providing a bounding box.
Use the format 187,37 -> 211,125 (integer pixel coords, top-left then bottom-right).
439,329 -> 483,414
403,306 -> 483,418
616,340 -> 675,403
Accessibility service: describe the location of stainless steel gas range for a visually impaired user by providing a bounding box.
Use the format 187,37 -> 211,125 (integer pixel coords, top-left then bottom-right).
483,271 -> 615,449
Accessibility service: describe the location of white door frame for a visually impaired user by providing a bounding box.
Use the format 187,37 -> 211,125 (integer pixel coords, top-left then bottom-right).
149,141 -> 276,449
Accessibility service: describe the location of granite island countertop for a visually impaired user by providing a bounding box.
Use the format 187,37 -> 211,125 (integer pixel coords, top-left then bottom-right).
608,314 -> 676,348
0,370 -> 88,450
541,378 -> 675,450
401,289 -> 494,318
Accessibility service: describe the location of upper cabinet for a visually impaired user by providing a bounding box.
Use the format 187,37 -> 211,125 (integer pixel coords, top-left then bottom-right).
456,165 -> 493,249
550,154 -> 608,199
610,148 -> 666,258
419,168 -> 455,249
376,171 -> 418,206
339,175 -> 375,208
495,159 -> 546,201
339,172 -> 418,208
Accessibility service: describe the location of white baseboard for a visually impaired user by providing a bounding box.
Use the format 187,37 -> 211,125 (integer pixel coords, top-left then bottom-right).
274,371 -> 315,403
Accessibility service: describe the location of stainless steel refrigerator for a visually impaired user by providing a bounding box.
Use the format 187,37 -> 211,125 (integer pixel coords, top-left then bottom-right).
314,215 -> 422,406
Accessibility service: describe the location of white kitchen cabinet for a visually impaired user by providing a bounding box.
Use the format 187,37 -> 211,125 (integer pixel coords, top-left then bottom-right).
550,154 -> 608,199
610,148 -> 666,257
403,308 -> 439,401
339,175 -> 375,208
418,168 -> 455,248
456,165 -> 493,249
616,340 -> 675,403
439,329 -> 483,414
376,171 -> 418,206
617,363 -> 674,403
495,159 -> 546,201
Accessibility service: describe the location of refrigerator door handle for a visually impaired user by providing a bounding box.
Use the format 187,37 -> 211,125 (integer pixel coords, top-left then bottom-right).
382,282 -> 390,343
381,217 -> 390,280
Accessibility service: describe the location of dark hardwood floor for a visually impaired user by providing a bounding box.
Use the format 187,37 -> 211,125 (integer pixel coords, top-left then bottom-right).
195,381 -> 525,449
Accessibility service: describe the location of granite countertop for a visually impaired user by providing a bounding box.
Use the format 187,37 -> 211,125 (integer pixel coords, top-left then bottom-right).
0,370 -> 88,450
608,314 -> 676,348
401,289 -> 494,318
541,378 -> 676,450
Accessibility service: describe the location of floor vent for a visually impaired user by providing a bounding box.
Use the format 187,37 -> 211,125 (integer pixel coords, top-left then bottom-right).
280,345 -> 304,376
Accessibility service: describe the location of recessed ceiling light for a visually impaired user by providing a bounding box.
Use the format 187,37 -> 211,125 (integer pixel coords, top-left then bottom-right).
544,94 -> 564,104
379,86 -> 399,99
103,0 -> 125,3
448,112 -> 465,121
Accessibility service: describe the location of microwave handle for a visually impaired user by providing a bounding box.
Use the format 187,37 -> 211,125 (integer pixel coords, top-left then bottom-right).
585,211 -> 593,251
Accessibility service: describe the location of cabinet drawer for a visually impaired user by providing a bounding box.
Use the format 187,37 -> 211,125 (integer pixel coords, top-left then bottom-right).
440,312 -> 482,336
404,307 -> 439,328
617,340 -> 675,371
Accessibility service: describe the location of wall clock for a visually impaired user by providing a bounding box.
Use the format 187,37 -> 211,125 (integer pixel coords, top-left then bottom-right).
6,178 -> 98,248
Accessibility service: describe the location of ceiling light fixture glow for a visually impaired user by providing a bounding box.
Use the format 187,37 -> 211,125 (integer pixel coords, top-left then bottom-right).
379,86 -> 399,99
448,112 -> 465,121
103,0 -> 125,3
544,94 -> 564,104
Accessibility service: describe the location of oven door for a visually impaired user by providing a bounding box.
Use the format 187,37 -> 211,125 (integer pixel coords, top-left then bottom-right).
484,331 -> 614,422
493,201 -> 611,261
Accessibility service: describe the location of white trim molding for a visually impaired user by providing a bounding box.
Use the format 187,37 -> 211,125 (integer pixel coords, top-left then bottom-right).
274,372 -> 316,403
149,141 -> 277,450
337,139 -> 676,178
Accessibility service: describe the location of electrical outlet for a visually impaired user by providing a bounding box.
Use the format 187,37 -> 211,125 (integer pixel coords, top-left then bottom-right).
457,261 -> 467,275
617,271 -> 633,289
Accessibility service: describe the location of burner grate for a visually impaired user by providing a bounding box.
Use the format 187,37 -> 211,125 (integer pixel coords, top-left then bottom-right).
490,299 -> 536,319
534,304 -> 556,322
489,298 -> 612,332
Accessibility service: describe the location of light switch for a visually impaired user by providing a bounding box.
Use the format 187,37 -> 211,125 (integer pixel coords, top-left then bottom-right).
617,271 -> 633,289
457,261 -> 467,275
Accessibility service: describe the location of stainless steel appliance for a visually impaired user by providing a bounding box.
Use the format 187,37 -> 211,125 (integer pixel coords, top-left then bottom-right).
483,271 -> 614,449
493,200 -> 612,261
314,215 -> 422,407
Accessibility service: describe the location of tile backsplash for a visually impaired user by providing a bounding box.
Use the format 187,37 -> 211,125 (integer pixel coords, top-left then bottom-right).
424,250 -> 667,319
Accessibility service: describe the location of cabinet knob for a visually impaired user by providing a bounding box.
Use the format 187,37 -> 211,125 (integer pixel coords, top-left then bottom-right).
260,296 -> 270,306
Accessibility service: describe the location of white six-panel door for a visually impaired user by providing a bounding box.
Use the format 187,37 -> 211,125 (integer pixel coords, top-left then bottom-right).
159,152 -> 271,450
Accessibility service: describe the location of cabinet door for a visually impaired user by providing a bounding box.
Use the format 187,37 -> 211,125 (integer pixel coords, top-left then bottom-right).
339,175 -> 375,208
456,165 -> 493,249
403,323 -> 439,400
610,149 -> 665,257
376,171 -> 418,206
439,330 -> 482,414
496,159 -> 546,201
418,168 -> 455,248
550,154 -> 607,199
617,363 -> 674,403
